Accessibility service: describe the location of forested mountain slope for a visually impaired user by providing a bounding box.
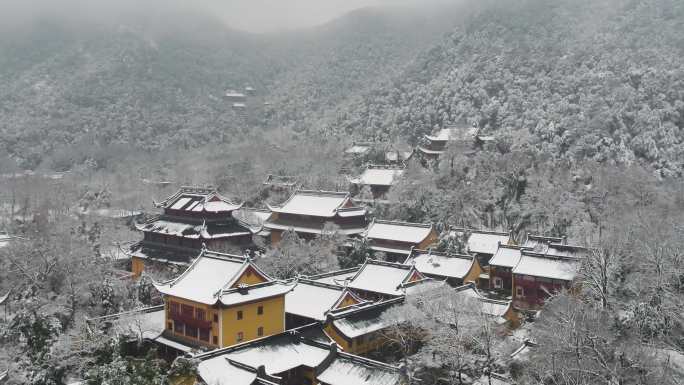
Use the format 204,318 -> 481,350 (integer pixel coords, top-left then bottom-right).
0,5 -> 461,170
327,0 -> 684,176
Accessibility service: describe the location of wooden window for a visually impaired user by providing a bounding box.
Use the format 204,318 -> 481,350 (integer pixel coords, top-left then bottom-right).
174,321 -> 184,334
196,309 -> 206,321
257,306 -> 264,315
170,302 -> 180,315
167,322 -> 172,330
213,314 -> 219,323
257,327 -> 264,337
199,328 -> 210,342
185,326 -> 198,338
516,286 -> 525,298
212,336 -> 218,345
181,304 -> 193,317
494,277 -> 503,289
236,332 -> 244,342
237,310 -> 243,320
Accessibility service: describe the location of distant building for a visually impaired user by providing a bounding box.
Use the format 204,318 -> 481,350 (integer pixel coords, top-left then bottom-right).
305,267 -> 361,286
262,174 -> 300,191
363,219 -> 438,261
153,250 -> 294,350
404,248 -> 483,287
344,142 -> 375,158
224,89 -> 247,103
263,190 -> 367,243
416,124 -> 480,159
489,243 -> 527,293
244,85 -> 256,96
348,165 -> 405,200
129,186 -> 256,276
452,283 -> 520,328
284,279 -> 369,328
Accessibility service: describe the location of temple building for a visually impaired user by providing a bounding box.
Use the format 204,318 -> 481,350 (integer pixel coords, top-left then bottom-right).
195,324 -> 408,385
284,279 -> 369,328
129,186 -> 256,276
512,252 -> 582,310
344,141 -> 374,158
263,190 -> 367,243
153,250 -> 294,350
324,297 -> 405,356
348,165 -> 405,200
488,243 -> 527,293
416,124 -> 479,159
364,219 -> 438,261
451,283 -> 520,328
346,259 -> 429,300
404,248 -> 483,287
306,267 -> 361,286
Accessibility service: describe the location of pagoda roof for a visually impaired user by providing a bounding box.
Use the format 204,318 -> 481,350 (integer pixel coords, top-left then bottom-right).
405,249 -> 477,280
153,250 -> 274,305
154,186 -> 243,213
349,165 -> 405,187
266,190 -> 365,218
365,219 -> 433,245
347,259 -> 427,297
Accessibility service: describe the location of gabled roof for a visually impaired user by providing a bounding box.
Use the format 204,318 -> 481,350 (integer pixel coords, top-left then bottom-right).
306,267 -> 361,286
154,186 -> 243,213
489,244 -> 527,268
523,234 -> 564,249
349,165 -> 405,187
285,279 -> 368,322
153,250 -> 272,305
317,352 -> 405,385
365,219 -> 434,244
512,253 -> 581,281
405,249 -> 477,280
266,190 -> 364,218
347,260 -> 427,297
467,230 -> 512,255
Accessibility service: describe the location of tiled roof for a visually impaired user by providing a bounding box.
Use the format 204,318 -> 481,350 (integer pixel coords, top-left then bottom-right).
306,267 -> 361,286
267,190 -> 363,218
365,220 -> 433,244
154,186 -> 243,213
467,230 -> 511,255
489,244 -> 526,268
405,249 -> 476,279
350,165 -> 404,187
347,260 -> 426,297
512,253 -> 581,281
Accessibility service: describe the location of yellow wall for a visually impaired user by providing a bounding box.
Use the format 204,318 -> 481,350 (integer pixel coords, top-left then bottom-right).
231,267 -> 268,287
270,230 -> 283,245
165,296 -> 220,349
323,323 -> 384,356
418,229 -> 439,249
464,258 -> 483,286
131,256 -> 145,277
221,295 -> 285,347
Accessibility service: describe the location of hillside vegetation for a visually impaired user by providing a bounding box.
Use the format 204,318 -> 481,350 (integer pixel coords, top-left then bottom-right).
326,0 -> 684,176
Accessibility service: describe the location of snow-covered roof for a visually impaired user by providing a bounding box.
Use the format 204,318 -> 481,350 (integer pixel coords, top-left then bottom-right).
285,280 -> 365,321
154,186 -> 243,213
348,260 -> 425,296
365,220 -> 433,244
489,244 -> 525,268
513,254 -> 581,281
267,190 -> 362,218
86,306 -> 165,340
153,251 -> 271,305
523,234 -> 564,249
405,249 -> 476,279
451,284 -> 512,321
317,354 -> 405,385
416,146 -> 445,155
344,142 -> 374,155
544,244 -> 588,259
135,218 -> 253,239
197,357 -> 257,385
221,336 -> 329,375
232,102 -> 246,108
330,298 -> 404,338
219,281 -> 295,307
307,267 -> 360,286
350,166 -> 404,187
425,126 -> 479,142
467,231 -> 511,255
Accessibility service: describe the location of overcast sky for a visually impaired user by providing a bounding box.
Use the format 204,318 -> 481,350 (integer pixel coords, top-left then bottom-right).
1,0 -> 450,33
